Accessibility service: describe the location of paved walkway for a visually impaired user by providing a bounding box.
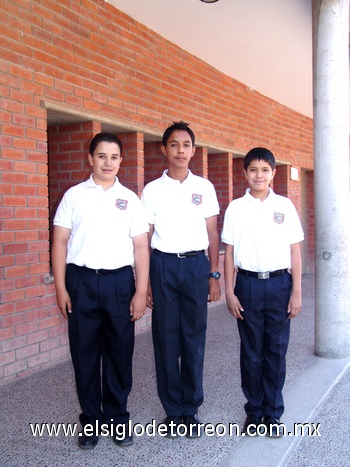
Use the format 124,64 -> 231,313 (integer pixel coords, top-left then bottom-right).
1,274 -> 350,467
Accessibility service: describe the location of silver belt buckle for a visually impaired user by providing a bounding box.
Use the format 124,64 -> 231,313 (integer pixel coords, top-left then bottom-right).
177,253 -> 186,258
258,271 -> 270,279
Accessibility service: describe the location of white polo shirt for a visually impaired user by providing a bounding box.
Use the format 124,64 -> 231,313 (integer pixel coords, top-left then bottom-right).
54,175 -> 149,270
221,188 -> 304,272
141,170 -> 220,253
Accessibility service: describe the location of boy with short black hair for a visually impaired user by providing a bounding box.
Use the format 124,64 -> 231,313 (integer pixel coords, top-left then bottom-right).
221,147 -> 304,437
52,132 -> 149,449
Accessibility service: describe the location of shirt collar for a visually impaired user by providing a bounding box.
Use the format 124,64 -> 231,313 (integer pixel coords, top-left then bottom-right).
243,187 -> 276,203
87,174 -> 121,191
161,169 -> 193,186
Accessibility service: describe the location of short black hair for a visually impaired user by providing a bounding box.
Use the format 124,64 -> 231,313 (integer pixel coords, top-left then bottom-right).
244,147 -> 276,170
162,121 -> 195,147
89,133 -> 122,156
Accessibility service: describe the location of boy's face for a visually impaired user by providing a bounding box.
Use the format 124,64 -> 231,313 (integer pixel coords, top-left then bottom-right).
161,130 -> 195,171
244,159 -> 276,198
88,141 -> 122,188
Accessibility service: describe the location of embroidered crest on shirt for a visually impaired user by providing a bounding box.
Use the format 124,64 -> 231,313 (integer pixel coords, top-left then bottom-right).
115,199 -> 128,210
192,193 -> 203,205
273,212 -> 285,224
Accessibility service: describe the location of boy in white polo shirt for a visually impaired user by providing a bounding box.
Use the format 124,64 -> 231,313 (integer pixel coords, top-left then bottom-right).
221,147 -> 304,438
52,133 -> 149,449
141,121 -> 221,438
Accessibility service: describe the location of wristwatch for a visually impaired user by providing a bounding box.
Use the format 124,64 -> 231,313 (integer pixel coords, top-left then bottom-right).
209,271 -> 221,279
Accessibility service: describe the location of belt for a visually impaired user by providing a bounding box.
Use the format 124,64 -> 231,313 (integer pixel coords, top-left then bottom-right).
153,249 -> 205,258
68,264 -> 131,275
238,268 -> 288,279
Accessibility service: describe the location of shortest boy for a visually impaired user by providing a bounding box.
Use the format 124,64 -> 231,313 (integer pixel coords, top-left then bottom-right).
221,147 -> 304,437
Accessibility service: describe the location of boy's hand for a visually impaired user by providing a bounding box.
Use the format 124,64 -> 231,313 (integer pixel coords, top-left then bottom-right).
226,293 -> 244,319
129,291 -> 147,321
146,284 -> 154,309
208,278 -> 221,302
56,289 -> 72,319
288,290 -> 302,318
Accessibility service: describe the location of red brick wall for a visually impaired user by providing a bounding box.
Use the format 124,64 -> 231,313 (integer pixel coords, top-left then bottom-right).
232,158 -> 248,200
209,153 -> 233,233
274,165 -> 290,198
48,121 -> 100,236
144,142 -> 167,185
0,0 -> 314,383
119,132 -> 146,197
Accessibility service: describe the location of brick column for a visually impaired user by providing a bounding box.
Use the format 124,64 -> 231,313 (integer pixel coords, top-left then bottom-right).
209,152 -> 233,234
232,158 -> 246,200
118,132 -> 145,197
190,146 -> 207,178
144,141 -> 166,185
273,164 -> 289,197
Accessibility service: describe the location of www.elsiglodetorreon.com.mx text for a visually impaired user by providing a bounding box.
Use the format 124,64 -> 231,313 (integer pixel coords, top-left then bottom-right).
29,420 -> 321,438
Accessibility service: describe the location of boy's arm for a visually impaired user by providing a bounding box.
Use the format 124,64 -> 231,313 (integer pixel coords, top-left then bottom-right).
146,224 -> 154,309
288,242 -> 302,318
206,215 -> 221,302
224,243 -> 244,319
130,232 -> 150,321
51,226 -> 72,319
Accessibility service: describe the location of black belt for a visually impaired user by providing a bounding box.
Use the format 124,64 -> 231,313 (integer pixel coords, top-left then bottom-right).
68,264 -> 131,275
238,268 -> 288,279
153,249 -> 205,258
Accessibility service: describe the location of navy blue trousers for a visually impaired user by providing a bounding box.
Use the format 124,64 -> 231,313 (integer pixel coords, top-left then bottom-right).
150,249 -> 210,416
65,264 -> 135,429
234,271 -> 292,419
